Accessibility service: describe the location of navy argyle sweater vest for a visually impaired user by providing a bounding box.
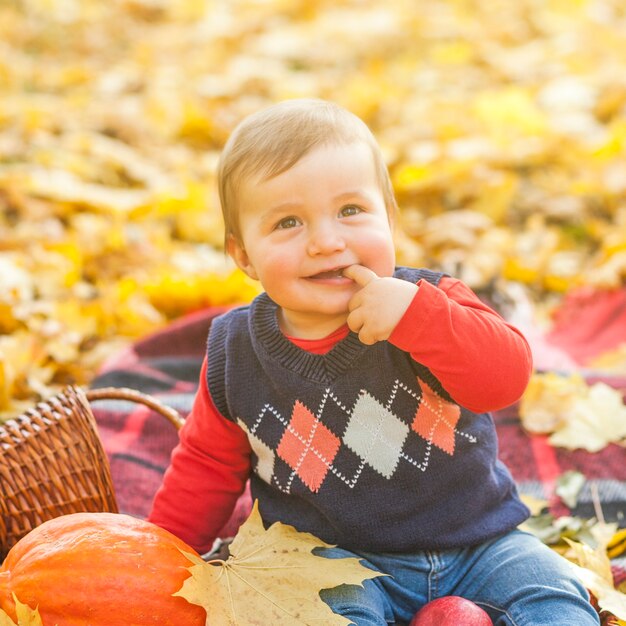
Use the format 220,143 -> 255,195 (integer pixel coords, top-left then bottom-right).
207,267 -> 529,552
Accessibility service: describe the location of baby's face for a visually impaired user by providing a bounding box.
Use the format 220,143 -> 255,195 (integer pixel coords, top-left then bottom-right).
229,142 -> 396,338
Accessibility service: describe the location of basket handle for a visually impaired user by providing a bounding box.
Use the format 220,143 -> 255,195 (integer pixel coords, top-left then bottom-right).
85,387 -> 185,430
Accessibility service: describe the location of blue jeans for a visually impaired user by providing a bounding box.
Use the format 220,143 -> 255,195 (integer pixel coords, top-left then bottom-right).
319,530 -> 599,626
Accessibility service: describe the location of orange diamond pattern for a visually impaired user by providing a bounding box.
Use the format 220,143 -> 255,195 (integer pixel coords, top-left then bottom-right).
411,378 -> 461,455
277,400 -> 341,492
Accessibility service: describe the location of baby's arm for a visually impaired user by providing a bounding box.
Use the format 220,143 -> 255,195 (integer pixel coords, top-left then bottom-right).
344,265 -> 532,413
148,357 -> 251,554
391,277 -> 532,412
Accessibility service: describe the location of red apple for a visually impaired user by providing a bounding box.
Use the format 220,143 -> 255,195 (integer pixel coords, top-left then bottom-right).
409,596 -> 493,625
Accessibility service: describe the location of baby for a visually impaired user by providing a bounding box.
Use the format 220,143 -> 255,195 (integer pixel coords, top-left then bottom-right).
149,99 -> 598,625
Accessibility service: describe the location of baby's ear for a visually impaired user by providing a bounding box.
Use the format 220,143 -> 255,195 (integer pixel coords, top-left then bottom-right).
227,234 -> 259,280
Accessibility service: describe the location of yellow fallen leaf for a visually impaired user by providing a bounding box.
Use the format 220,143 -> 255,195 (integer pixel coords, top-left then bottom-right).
473,87 -> 548,139
548,382 -> 626,452
566,562 -> 626,622
469,171 -> 519,224
565,535 -> 614,585
175,501 -> 386,626
154,181 -> 224,247
143,266 -> 261,318
0,595 -> 43,626
519,372 -> 586,434
563,530 -> 626,622
24,167 -> 153,214
608,528 -> 626,559
520,373 -> 626,452
0,332 -> 51,415
0,257 -> 34,304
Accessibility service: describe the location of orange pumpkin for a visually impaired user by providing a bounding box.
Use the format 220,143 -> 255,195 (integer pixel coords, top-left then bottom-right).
0,512 -> 206,625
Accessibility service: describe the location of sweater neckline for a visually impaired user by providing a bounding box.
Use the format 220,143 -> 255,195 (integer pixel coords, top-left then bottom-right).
251,293 -> 367,383
286,322 -> 350,354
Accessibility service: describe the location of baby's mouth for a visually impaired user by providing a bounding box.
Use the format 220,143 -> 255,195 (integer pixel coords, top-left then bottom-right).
308,268 -> 346,280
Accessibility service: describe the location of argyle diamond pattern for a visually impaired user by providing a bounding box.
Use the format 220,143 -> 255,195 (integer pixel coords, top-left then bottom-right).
411,379 -> 461,454
242,377 -> 473,495
343,390 -> 410,478
277,400 -> 341,492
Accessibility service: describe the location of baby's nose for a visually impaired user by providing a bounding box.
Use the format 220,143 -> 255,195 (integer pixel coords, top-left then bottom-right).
306,223 -> 346,255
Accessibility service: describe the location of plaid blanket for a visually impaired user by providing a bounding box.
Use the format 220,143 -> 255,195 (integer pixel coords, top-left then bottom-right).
90,292 -> 626,585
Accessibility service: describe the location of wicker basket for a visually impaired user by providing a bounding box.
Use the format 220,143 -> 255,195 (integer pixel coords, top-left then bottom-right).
0,385 -> 184,561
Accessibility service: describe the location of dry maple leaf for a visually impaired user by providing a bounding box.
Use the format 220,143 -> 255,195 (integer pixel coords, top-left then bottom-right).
566,562 -> 626,623
519,372 -> 626,452
563,531 -> 626,623
175,501 -> 386,625
0,595 -> 43,626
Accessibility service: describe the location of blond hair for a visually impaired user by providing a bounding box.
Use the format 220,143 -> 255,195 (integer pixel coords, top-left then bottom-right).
217,99 -> 397,246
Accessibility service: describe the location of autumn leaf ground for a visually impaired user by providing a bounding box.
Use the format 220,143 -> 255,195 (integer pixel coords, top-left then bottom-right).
1,0 -> 625,415
1,0 -> 625,619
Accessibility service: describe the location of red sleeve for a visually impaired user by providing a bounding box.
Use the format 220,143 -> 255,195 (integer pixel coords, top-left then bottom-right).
389,276 -> 533,413
148,357 -> 252,554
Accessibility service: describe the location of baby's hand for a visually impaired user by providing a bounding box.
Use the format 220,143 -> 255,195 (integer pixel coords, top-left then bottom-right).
343,264 -> 418,345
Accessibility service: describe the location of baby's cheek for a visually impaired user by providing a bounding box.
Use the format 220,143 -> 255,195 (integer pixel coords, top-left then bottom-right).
359,231 -> 395,273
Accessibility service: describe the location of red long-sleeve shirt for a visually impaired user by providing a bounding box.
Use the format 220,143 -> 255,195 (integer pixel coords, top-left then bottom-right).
148,276 -> 532,553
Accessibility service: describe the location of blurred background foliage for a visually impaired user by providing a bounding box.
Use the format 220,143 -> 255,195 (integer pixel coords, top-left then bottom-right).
1,0 -> 626,417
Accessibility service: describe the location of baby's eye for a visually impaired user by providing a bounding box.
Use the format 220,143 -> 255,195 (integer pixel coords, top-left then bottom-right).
339,205 -> 362,217
275,216 -> 300,230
